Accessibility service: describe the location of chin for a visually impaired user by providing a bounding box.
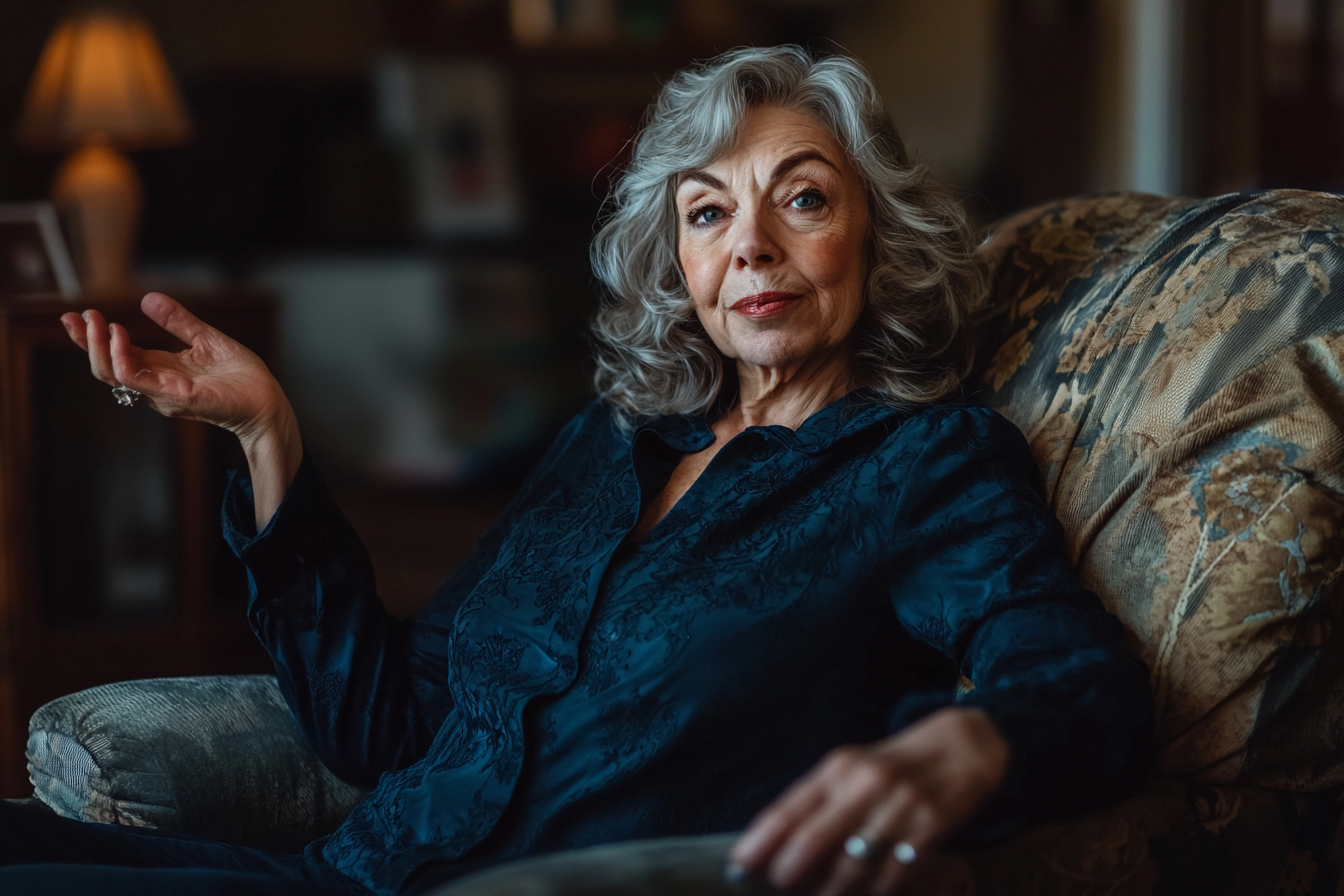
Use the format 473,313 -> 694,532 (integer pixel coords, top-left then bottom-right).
730,337 -> 821,371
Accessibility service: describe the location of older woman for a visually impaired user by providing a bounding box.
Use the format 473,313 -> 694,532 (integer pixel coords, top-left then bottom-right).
9,46 -> 1152,896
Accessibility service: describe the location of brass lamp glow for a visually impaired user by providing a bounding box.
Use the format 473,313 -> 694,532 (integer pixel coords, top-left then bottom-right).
18,7 -> 190,295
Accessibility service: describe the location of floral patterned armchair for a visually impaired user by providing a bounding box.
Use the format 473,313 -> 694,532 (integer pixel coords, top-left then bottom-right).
965,189 -> 1344,895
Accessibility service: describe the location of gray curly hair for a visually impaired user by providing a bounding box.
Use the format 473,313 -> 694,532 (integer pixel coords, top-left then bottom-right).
590,45 -> 985,426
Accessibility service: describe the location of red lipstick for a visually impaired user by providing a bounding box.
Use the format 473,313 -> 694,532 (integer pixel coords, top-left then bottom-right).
729,291 -> 799,317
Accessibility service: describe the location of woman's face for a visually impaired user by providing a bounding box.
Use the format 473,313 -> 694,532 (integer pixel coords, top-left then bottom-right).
676,105 -> 869,381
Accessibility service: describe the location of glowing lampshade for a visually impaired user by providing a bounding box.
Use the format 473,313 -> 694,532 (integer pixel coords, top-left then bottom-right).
20,9 -> 189,147
17,8 -> 190,294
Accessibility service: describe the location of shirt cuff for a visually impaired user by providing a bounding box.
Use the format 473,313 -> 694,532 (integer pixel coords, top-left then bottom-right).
220,451 -> 331,561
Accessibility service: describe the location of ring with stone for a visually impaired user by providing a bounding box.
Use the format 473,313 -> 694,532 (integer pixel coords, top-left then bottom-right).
843,832 -> 879,861
892,840 -> 917,864
111,385 -> 142,407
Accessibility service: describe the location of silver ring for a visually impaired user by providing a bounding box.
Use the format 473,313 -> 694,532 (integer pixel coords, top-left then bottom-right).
111,385 -> 142,407
893,840 -> 917,864
843,833 -> 877,861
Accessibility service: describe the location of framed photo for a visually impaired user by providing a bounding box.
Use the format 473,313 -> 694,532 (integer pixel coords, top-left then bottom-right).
376,57 -> 522,238
0,203 -> 79,298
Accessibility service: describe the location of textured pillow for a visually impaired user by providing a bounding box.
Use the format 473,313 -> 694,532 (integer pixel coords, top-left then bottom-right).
976,190 -> 1344,789
26,674 -> 368,850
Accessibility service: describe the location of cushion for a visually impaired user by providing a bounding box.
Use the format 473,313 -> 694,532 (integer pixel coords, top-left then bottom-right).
976,190 -> 1344,789
26,674 -> 367,850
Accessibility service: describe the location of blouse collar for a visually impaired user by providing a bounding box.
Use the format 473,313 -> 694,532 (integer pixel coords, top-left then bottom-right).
635,388 -> 902,456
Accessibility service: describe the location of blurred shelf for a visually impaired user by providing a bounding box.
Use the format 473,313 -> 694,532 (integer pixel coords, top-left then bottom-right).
0,288 -> 277,797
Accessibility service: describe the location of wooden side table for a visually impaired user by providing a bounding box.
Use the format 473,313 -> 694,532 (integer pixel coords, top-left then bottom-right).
0,289 -> 277,797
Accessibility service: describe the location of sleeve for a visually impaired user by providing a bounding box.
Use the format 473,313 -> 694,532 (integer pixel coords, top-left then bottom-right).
883,406 -> 1155,844
221,405 -> 605,785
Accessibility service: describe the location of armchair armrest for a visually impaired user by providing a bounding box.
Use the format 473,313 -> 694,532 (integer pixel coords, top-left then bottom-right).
26,675 -> 368,852
429,780 -> 1343,896
432,835 -> 770,896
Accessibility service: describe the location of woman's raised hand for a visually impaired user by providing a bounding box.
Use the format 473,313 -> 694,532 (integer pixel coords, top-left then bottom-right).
728,707 -> 1008,896
63,292 -> 277,433
60,292 -> 302,528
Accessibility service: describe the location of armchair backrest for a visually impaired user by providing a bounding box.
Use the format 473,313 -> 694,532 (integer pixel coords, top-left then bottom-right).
975,190 -> 1344,790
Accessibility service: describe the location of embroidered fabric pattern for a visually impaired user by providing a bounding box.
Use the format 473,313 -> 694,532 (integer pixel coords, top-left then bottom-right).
222,397 -> 1153,895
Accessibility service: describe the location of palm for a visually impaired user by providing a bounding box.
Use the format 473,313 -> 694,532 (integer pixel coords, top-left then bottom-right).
64,292 -> 303,529
131,336 -> 271,431
61,292 -> 283,437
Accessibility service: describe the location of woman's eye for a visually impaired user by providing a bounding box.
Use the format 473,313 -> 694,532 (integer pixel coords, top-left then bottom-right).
687,205 -> 726,226
791,191 -> 824,210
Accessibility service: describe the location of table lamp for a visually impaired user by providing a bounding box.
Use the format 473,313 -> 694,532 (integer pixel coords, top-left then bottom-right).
17,7 -> 190,295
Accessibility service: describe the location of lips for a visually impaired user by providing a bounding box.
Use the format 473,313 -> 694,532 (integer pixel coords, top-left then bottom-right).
729,291 -> 799,317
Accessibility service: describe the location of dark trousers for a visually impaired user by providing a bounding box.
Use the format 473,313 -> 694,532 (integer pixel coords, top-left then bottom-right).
0,801 -> 362,896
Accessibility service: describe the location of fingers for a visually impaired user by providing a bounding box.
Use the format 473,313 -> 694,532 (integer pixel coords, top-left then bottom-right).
64,308 -> 156,397
734,746 -> 898,894
108,323 -> 156,394
731,774 -> 826,874
60,313 -> 88,351
811,779 -> 932,896
140,292 -> 213,347
77,309 -> 118,386
729,710 -> 1010,896
772,752 -> 885,885
861,794 -> 933,895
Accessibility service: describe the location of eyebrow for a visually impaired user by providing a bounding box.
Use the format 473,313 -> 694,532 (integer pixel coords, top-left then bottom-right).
679,169 -> 726,191
770,150 -> 840,181
678,149 -> 841,196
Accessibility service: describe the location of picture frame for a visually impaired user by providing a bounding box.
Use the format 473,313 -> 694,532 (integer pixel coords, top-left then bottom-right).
376,57 -> 523,238
0,203 -> 80,298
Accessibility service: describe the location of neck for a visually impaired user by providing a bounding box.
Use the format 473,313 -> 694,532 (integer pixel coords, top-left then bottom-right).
722,347 -> 853,432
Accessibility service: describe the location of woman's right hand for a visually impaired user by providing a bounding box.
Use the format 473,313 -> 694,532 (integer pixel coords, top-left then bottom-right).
61,291 -> 303,529
729,707 -> 1006,896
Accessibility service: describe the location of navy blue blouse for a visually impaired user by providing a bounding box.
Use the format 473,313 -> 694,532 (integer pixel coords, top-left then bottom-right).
223,394 -> 1154,896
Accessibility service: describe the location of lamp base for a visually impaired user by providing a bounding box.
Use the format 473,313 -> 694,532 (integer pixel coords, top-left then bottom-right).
53,137 -> 142,296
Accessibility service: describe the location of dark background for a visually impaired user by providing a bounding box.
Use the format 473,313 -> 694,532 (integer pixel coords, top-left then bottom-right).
0,0 -> 1336,615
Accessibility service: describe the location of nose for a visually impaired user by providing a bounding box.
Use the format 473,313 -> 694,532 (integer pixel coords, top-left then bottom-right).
732,208 -> 782,270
